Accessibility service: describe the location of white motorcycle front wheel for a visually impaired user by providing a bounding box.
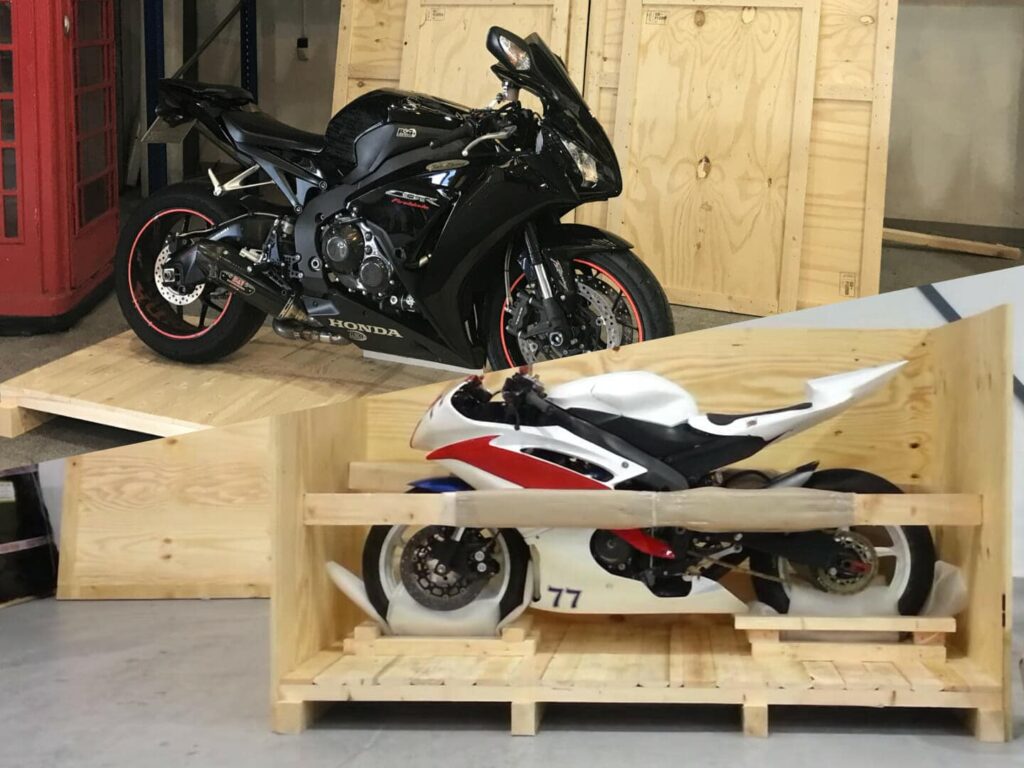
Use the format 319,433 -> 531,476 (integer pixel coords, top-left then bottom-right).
362,524 -> 531,624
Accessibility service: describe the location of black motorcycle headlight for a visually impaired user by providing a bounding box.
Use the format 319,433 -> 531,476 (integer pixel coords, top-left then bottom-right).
498,34 -> 531,71
560,137 -> 599,187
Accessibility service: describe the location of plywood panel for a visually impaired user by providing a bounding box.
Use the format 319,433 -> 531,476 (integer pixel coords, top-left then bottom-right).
608,0 -> 819,314
798,99 -> 871,302
399,0 -> 578,111
57,420 -> 273,599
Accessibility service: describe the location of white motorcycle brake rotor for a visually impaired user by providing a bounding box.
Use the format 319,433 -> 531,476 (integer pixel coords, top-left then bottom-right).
154,244 -> 205,306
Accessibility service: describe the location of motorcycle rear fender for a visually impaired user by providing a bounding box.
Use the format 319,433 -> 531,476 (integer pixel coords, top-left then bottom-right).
538,223 -> 634,259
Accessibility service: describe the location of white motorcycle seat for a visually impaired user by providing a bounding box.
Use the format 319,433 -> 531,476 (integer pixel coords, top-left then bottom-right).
547,371 -> 698,426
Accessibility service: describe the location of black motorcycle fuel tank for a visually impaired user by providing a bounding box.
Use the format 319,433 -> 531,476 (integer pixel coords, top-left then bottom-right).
323,89 -> 471,180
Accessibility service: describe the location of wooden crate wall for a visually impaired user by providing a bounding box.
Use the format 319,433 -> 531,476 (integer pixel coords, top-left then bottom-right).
332,0 -> 897,314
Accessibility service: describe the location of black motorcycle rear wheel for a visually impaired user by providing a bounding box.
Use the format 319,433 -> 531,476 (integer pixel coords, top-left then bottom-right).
486,250 -> 674,370
115,182 -> 267,364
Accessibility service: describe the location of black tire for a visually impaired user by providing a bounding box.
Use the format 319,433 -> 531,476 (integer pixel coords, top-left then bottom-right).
485,249 -> 674,370
750,469 -> 936,615
362,524 -> 531,622
114,182 -> 266,363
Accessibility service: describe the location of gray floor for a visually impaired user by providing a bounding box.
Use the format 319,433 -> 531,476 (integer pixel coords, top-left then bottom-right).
0,245 -> 1014,470
0,587 -> 1021,768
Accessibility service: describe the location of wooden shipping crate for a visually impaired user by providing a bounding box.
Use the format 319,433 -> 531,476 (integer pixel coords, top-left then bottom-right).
270,306 -> 1013,739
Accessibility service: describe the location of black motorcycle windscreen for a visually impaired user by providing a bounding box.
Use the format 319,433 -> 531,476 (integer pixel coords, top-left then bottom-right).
492,32 -> 619,190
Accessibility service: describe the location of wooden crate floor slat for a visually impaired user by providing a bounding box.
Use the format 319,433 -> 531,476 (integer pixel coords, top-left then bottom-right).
0,329 -> 453,437
279,619 -> 1002,717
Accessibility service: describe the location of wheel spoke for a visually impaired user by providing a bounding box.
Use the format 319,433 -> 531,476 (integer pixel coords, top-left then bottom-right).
198,301 -> 209,329
874,546 -> 897,559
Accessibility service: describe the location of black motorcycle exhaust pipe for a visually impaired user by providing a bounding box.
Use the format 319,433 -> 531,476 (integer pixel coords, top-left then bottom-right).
189,241 -> 351,347
191,240 -> 308,323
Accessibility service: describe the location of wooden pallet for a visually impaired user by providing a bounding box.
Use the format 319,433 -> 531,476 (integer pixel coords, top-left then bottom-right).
0,328 -> 451,438
277,615 -> 1002,738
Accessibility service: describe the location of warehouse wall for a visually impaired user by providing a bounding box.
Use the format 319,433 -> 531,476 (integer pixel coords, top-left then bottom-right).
196,0 -> 340,164
886,2 -> 1024,228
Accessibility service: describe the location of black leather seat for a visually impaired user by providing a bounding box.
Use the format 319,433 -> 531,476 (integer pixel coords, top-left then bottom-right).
222,110 -> 325,154
159,79 -> 254,107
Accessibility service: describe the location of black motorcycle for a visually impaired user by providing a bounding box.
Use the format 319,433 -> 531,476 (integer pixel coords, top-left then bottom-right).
115,27 -> 673,371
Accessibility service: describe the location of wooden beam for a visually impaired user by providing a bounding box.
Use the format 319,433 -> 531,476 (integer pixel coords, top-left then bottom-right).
735,615 -> 956,633
883,228 -> 1022,261
304,488 -> 982,529
0,401 -> 52,438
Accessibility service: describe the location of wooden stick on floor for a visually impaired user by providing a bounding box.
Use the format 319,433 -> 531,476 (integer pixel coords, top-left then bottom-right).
883,228 -> 1022,261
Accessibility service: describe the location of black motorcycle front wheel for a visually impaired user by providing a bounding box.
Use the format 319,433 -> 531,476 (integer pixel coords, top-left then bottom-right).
486,250 -> 674,370
115,182 -> 267,364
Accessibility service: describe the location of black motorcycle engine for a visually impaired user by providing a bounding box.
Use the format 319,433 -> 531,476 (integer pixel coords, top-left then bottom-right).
319,218 -> 395,296
321,221 -> 363,273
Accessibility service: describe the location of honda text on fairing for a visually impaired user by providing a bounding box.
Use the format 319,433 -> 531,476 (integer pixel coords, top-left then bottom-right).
115,28 -> 673,372
327,363 -> 936,636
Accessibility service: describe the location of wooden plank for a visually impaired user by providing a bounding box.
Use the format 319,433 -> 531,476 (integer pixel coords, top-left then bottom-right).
883,228 -> 1022,261
752,641 -> 946,664
0,401 -> 52,438
926,306 -> 1013,741
736,615 -> 956,633
672,623 -> 717,688
0,329 -> 450,438
803,660 -> 846,689
344,634 -> 536,657
305,488 -> 982,530
348,461 -> 436,492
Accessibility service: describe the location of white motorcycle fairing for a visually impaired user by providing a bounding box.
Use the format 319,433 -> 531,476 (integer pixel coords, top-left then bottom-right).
524,528 -> 747,614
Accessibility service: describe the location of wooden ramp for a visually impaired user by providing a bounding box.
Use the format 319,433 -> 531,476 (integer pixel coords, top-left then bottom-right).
0,329 -> 453,438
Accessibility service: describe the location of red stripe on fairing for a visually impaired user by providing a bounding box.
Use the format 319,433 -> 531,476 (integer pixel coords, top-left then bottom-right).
127,208 -> 233,340
498,260 -> 646,369
610,527 -> 676,559
427,435 -> 608,490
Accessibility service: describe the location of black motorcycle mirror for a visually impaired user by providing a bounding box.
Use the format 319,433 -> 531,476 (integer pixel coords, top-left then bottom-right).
487,27 -> 532,72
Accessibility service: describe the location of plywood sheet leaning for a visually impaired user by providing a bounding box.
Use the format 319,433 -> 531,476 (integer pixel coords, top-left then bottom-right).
333,0 -> 589,112
583,0 -> 898,311
606,0 -> 820,315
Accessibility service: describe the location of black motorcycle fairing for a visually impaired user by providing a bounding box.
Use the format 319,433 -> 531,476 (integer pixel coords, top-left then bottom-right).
487,29 -> 621,198
537,222 -> 633,258
323,89 -> 472,180
566,407 -> 769,480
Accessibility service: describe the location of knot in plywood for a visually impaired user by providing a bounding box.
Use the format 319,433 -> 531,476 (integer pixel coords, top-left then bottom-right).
697,155 -> 712,179
694,9 -> 706,27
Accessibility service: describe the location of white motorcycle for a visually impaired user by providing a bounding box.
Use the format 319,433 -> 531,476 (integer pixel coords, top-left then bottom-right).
329,364 -> 936,636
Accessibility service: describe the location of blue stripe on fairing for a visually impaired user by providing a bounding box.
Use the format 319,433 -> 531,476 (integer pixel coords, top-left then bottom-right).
409,476 -> 475,492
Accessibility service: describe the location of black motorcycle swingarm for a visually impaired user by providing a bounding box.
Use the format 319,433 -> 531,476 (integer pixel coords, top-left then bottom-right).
739,531 -> 848,570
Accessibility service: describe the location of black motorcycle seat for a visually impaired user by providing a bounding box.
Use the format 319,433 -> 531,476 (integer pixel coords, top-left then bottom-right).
568,408 -> 706,458
160,79 -> 254,107
222,110 -> 326,153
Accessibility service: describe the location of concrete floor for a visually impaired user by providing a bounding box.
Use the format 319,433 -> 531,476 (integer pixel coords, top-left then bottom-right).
0,589 -> 1020,768
0,244 -> 1015,470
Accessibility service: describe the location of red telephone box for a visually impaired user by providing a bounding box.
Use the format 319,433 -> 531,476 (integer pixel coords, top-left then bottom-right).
0,0 -> 118,331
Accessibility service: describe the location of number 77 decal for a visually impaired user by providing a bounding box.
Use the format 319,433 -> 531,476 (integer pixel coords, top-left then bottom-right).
547,586 -> 581,608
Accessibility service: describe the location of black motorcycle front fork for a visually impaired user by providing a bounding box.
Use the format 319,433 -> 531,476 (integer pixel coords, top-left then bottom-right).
508,223 -> 578,350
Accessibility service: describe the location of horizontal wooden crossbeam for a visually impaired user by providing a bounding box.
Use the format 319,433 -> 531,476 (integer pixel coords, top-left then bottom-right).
304,487 -> 982,530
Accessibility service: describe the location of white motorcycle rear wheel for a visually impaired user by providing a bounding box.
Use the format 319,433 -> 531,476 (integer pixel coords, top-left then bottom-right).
750,469 -> 936,615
